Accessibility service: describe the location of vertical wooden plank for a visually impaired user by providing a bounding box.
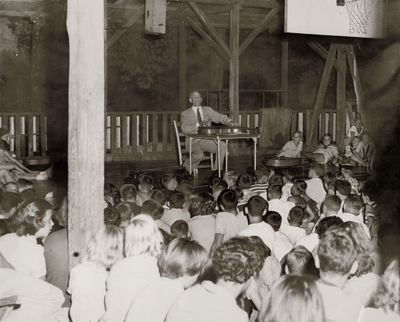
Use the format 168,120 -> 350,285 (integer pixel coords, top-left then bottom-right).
346,44 -> 364,116
152,114 -> 158,154
28,114 -> 33,158
121,113 -> 128,153
179,21 -> 187,111
282,39 -> 289,108
132,113 -> 138,154
67,0 -> 105,270
145,0 -> 166,34
329,111 -> 334,138
337,44 -> 347,147
162,113 -> 168,152
229,4 -> 240,121
40,114 -> 46,157
291,111 -> 297,135
15,115 -> 22,158
306,43 -> 337,148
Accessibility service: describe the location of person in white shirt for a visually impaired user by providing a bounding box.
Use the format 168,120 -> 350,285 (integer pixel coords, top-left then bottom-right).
279,206 -> 307,245
162,191 -> 191,226
335,180 -> 352,213
305,162 -> 326,208
267,184 -> 295,226
284,245 -> 319,277
125,238 -> 208,322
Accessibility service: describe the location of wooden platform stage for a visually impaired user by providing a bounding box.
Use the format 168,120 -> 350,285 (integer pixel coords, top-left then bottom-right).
31,154 -> 369,201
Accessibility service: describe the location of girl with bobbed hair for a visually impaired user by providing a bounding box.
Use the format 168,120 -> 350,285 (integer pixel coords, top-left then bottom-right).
68,225 -> 124,322
258,274 -> 325,322
342,221 -> 379,306
0,198 -> 53,279
102,215 -> 163,322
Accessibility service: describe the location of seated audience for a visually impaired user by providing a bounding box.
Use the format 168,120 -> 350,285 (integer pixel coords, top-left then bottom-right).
141,199 -> 170,234
267,184 -> 295,226
151,189 -> 169,208
305,162 -> 326,208
237,173 -> 256,203
136,174 -> 154,206
119,183 -> 141,214
125,238 -> 208,322
284,245 -> 319,277
280,206 -> 306,245
223,170 -> 238,189
161,173 -> 178,196
171,220 -> 190,239
177,180 -> 195,212
281,168 -> 297,201
116,202 -> 134,228
16,178 -> 33,193
336,179 -> 352,212
103,206 -> 121,226
165,237 -> 264,322
162,191 -> 190,226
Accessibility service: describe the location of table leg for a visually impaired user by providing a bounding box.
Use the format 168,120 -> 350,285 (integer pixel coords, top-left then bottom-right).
225,139 -> 229,173
189,137 -> 192,174
216,137 -> 221,177
254,137 -> 257,171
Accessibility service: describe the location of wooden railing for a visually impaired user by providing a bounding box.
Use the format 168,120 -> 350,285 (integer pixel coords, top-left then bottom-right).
105,109 -> 348,161
0,113 -> 48,163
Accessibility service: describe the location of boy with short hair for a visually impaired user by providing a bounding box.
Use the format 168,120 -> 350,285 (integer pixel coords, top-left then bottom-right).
223,171 -> 238,189
136,174 -> 154,207
267,184 -> 295,226
237,173 -> 256,202
151,189 -> 169,208
263,211 -> 293,262
315,226 -> 364,322
117,202 -> 134,228
161,173 -> 178,194
177,180 -> 195,212
161,191 -> 190,226
305,162 -> 326,208
119,184 -> 141,216
170,220 -> 190,239
166,237 -> 264,322
337,194 -> 370,238
284,245 -> 318,277
336,179 -> 352,212
280,206 -> 306,245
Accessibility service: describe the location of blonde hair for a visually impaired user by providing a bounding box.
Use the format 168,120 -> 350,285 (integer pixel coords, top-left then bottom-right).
293,131 -> 303,140
82,225 -> 124,269
124,214 -> 163,257
258,275 -> 325,322
374,260 -> 399,315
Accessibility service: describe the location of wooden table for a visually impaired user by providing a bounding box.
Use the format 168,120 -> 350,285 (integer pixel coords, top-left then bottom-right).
187,132 -> 259,177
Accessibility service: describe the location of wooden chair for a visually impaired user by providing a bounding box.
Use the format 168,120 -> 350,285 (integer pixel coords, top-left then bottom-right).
173,120 -> 214,177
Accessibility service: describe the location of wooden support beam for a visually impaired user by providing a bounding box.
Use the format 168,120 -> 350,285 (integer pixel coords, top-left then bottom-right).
188,2 -> 231,58
179,21 -> 187,111
306,43 -> 338,148
168,0 -> 279,9
281,39 -> 288,108
185,16 -> 230,62
308,42 -> 340,70
107,5 -> 144,49
67,0 -> 105,269
229,4 -> 240,122
336,44 -> 347,146
239,8 -> 277,55
345,44 -> 364,117
145,0 -> 166,34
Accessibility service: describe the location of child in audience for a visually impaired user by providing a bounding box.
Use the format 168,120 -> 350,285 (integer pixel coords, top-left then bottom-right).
103,206 -> 121,226
337,194 -> 370,238
287,179 -> 308,209
209,189 -> 248,256
211,180 -> 228,203
357,132 -> 376,171
276,131 -> 303,158
170,220 -> 190,239
360,182 -> 379,240
136,174 -> 154,206
322,172 -> 336,193
177,180 -> 195,212
342,221 -> 379,307
68,225 -> 124,322
119,183 -> 141,215
161,173 -> 178,196
166,237 -> 264,322
19,187 -> 40,203
162,191 -> 190,226
250,167 -> 271,196
304,133 -> 339,165
116,202 -> 133,228
268,174 -> 284,187
0,198 -> 53,279
141,199 -> 170,234
305,162 -> 326,208
3,181 -> 18,194
151,189 -> 169,208
258,275 -> 325,322
230,185 -> 246,211
125,238 -> 208,322
315,226 -> 364,322
341,168 -> 359,194
280,206 -> 307,245
360,259 -> 399,322
0,191 -> 19,219
223,170 -> 238,188
101,215 -> 163,322
237,173 -> 256,202
336,179 -> 352,211
267,184 -> 295,226
188,192 -> 217,253
281,169 -> 297,200
345,118 -> 363,147
284,245 -> 319,277
342,136 -> 364,166
263,211 -> 293,263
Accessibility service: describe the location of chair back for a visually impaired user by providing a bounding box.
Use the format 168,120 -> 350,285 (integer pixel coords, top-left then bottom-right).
173,120 -> 187,166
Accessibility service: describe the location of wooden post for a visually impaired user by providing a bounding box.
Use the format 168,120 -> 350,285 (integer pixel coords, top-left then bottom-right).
306,43 -> 337,148
281,39 -> 288,108
229,4 -> 240,122
67,0 -> 106,270
209,29 -> 225,111
336,44 -> 346,147
345,44 -> 364,117
179,21 -> 187,111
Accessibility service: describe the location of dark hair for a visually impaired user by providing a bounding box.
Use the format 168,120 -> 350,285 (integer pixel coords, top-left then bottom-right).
0,140 -> 9,151
315,216 -> 343,236
139,174 -> 153,190
116,202 -> 133,222
170,220 -> 189,238
10,198 -> 53,236
104,206 -> 121,226
119,184 -> 137,202
161,173 -> 177,187
288,206 -> 306,225
344,194 -> 364,215
229,185 -> 243,199
141,199 -> 164,220
177,180 -> 194,198
212,237 -> 264,284
16,179 -> 34,191
268,184 -> 282,200
322,195 -> 342,214
169,191 -> 186,209
263,210 -> 282,231
322,172 -> 336,185
286,246 -> 318,276
292,179 -> 307,194
246,196 -> 268,217
189,192 -> 216,218
238,173 -> 253,189
282,168 -> 297,183
151,189 -> 168,206
268,175 -> 284,187
0,192 -> 20,216
19,188 -> 39,203
336,180 -> 352,196
217,189 -> 238,211
309,162 -> 324,176
208,175 -> 223,190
